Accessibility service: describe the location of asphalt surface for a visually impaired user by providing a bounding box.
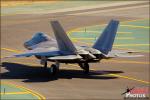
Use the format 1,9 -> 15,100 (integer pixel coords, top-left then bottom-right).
1,1 -> 149,100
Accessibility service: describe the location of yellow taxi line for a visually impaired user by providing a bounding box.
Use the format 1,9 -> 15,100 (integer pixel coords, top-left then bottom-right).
2,81 -> 46,100
115,37 -> 135,39
102,59 -> 149,65
67,18 -> 149,33
108,74 -> 150,84
70,31 -> 132,34
68,64 -> 149,84
73,40 -> 149,47
1,48 -> 22,53
113,47 -> 149,53
75,39 -> 149,52
121,18 -> 149,24
2,1 -> 57,7
71,37 -> 135,40
0,92 -> 29,95
121,24 -> 150,29
117,32 -> 132,34
114,44 -> 149,47
72,39 -> 92,45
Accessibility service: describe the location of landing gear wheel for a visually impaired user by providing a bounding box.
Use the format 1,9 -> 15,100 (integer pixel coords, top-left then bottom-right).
44,62 -> 47,69
79,63 -> 90,74
51,64 -> 59,76
84,63 -> 89,74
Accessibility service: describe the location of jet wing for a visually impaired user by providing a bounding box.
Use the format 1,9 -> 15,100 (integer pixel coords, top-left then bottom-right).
110,50 -> 140,54
106,53 -> 143,58
26,40 -> 57,50
105,50 -> 143,58
114,54 -> 143,57
4,47 -> 60,58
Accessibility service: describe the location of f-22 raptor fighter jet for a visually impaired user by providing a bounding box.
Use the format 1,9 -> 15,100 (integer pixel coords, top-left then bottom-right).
6,20 -> 142,75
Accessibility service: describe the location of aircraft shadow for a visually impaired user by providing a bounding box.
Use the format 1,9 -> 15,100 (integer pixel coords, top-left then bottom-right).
1,62 -> 124,82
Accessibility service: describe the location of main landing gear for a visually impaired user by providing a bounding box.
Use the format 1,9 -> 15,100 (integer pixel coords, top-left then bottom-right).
44,61 -> 47,69
41,58 -> 59,76
79,63 -> 89,74
50,63 -> 59,76
43,62 -> 59,76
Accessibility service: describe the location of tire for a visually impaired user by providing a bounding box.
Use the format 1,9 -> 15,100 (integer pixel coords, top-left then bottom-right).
79,63 -> 89,74
84,63 -> 89,74
51,64 -> 59,76
44,62 -> 47,69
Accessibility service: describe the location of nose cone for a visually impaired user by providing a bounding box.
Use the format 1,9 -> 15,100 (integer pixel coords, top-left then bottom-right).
24,42 -> 32,50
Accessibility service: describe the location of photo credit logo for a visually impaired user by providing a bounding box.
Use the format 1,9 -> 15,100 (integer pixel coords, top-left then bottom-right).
122,87 -> 149,100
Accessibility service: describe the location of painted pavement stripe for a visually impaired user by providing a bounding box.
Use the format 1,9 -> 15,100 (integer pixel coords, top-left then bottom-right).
71,37 -> 135,40
1,48 -> 22,53
121,25 -> 150,29
68,18 -> 149,33
103,59 -> 149,65
108,74 -> 150,84
114,44 -> 149,47
0,92 -> 29,95
73,40 -> 149,47
113,47 -> 149,53
2,82 -> 46,100
73,39 -> 149,52
68,64 -> 150,84
121,18 -> 149,24
70,31 -> 132,34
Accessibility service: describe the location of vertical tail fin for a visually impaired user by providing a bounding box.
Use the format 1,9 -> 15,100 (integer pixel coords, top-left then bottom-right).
93,20 -> 119,54
50,21 -> 77,54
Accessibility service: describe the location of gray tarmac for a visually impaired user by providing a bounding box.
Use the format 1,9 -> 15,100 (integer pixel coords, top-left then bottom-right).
1,1 -> 149,100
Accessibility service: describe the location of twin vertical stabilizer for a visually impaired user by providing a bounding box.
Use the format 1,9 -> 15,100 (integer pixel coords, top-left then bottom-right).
51,21 -> 77,54
51,20 -> 119,55
93,20 -> 119,54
